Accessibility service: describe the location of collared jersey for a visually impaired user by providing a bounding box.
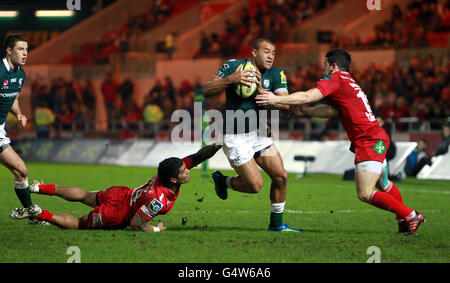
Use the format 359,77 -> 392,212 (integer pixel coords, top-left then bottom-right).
127,157 -> 192,222
215,58 -> 288,134
0,58 -> 25,124
315,70 -> 388,151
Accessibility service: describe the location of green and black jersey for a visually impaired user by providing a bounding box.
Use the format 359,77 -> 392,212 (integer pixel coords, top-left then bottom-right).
215,58 -> 288,134
0,58 -> 26,124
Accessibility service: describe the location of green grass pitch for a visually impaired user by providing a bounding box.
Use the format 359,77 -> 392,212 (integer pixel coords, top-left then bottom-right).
0,162 -> 448,263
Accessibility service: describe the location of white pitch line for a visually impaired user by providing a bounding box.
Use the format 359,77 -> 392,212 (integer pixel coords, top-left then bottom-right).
405,189 -> 450,195
285,209 -> 359,214
171,208 -> 441,215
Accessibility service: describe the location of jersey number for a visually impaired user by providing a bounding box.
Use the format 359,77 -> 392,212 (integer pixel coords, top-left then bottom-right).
349,83 -> 375,122
129,178 -> 156,206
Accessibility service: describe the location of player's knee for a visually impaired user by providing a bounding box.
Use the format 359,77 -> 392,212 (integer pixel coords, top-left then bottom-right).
246,178 -> 263,193
13,165 -> 28,180
357,191 -> 372,203
272,170 -> 288,187
376,179 -> 391,191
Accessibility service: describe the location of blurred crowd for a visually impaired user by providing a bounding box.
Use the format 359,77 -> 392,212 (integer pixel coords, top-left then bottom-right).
330,0 -> 450,48
195,0 -> 337,58
62,0 -> 174,65
31,77 -> 96,137
27,52 -> 448,139
288,56 -> 449,132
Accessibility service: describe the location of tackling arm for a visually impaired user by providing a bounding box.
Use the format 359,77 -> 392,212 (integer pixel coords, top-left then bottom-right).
302,104 -> 338,118
186,144 -> 222,168
130,212 -> 166,232
271,90 -> 291,111
255,88 -> 323,106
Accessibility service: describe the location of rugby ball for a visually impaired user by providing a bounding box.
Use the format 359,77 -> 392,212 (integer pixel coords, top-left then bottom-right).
235,62 -> 257,99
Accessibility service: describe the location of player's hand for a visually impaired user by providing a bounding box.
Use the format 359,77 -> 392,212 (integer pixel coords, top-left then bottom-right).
254,68 -> 264,94
156,222 -> 167,232
16,114 -> 27,127
232,64 -> 257,87
255,90 -> 278,106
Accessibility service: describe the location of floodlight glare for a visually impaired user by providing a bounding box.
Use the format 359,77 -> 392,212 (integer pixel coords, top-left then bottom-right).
35,10 -> 74,17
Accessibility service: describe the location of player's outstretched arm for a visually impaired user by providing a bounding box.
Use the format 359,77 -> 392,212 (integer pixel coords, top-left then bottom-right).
302,104 -> 338,118
255,88 -> 323,106
186,144 -> 222,168
130,213 -> 166,232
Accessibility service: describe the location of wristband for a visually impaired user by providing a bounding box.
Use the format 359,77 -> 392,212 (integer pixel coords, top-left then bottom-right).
153,226 -> 160,232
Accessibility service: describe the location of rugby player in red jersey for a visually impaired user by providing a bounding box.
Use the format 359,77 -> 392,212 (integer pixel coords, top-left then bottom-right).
255,48 -> 425,235
15,144 -> 221,232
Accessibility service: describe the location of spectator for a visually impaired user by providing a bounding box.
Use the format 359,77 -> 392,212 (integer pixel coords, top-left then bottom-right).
193,76 -> 203,96
434,123 -> 450,156
101,73 -> 119,125
404,138 -> 430,177
165,29 -> 176,60
81,80 -> 96,119
197,31 -> 210,57
34,101 -> 55,138
57,102 -> 77,131
119,73 -> 134,108
162,76 -> 177,106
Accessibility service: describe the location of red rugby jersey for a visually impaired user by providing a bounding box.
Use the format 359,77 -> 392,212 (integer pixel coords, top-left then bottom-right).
314,71 -> 388,150
125,157 -> 192,222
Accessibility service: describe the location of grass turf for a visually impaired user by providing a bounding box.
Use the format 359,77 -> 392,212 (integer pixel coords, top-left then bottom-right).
0,162 -> 448,263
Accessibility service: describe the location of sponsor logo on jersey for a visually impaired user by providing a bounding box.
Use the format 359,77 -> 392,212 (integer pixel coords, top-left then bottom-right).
373,140 -> 386,155
0,91 -> 18,98
148,198 -> 164,216
280,71 -> 287,84
3,80 -> 8,86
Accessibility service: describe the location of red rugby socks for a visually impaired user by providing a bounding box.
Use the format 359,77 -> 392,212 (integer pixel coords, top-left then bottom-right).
369,191 -> 414,220
38,184 -> 56,195
384,182 -> 403,204
37,209 -> 53,222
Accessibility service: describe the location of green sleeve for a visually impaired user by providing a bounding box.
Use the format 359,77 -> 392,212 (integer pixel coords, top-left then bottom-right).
215,59 -> 243,79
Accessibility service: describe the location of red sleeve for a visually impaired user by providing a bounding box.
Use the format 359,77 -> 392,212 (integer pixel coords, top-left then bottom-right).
182,157 -> 193,170
137,205 -> 153,221
315,75 -> 340,98
137,193 -> 165,221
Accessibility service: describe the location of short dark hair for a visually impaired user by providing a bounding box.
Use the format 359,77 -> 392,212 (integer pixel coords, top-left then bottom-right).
252,38 -> 274,50
158,157 -> 183,187
325,48 -> 351,71
4,34 -> 27,52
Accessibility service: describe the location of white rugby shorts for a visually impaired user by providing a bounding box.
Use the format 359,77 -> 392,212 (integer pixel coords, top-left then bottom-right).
355,159 -> 387,174
222,130 -> 273,168
0,123 -> 11,147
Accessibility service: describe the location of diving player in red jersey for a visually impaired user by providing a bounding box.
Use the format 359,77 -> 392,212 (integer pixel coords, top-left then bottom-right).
16,144 -> 221,232
255,48 -> 425,235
